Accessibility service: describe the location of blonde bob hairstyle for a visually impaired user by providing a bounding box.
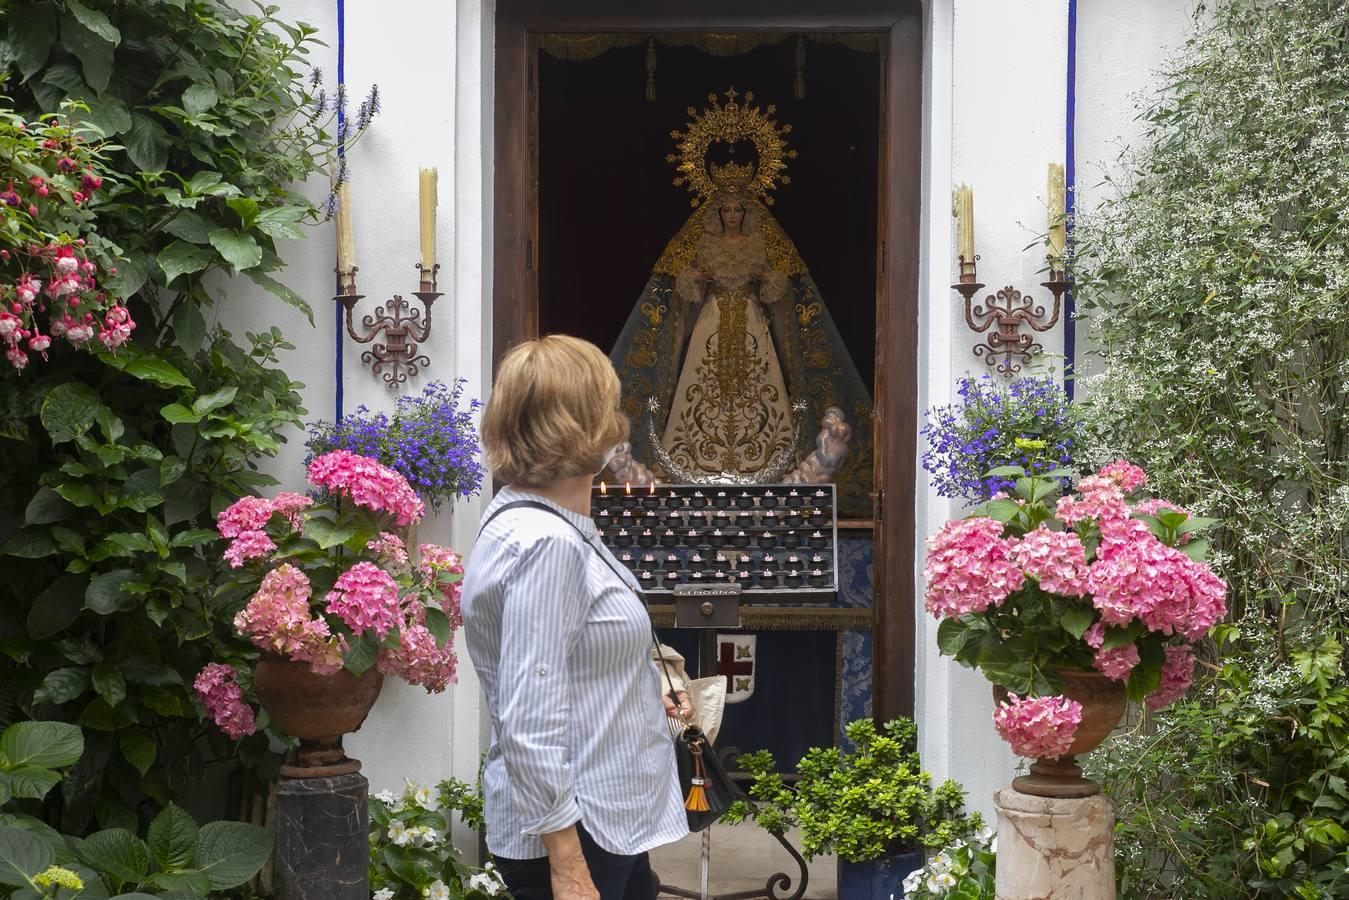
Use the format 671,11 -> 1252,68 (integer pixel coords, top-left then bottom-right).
482,335 -> 629,486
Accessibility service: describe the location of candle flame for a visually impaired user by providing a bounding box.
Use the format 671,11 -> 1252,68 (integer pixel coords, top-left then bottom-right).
625,482 -> 632,495
599,481 -> 607,494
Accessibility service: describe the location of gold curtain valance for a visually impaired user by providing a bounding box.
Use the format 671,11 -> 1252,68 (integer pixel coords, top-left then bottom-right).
538,32 -> 883,62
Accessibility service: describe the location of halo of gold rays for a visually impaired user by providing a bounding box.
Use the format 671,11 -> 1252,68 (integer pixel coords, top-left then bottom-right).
666,88 -> 797,207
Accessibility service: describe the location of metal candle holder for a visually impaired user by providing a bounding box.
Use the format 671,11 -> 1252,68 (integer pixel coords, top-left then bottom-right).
952,255 -> 1068,377
335,263 -> 442,389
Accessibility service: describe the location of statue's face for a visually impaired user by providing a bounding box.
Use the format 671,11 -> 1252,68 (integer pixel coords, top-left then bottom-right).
719,203 -> 745,232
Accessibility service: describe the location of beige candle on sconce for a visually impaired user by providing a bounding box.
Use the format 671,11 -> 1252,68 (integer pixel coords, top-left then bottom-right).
1047,163 -> 1066,264
418,167 -> 437,276
335,180 -> 356,294
954,184 -> 975,262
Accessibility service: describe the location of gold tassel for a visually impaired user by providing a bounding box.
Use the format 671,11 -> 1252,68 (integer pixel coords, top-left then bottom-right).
685,778 -> 711,812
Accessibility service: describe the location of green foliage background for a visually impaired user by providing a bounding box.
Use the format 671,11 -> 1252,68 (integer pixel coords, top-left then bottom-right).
0,0 -> 365,837
1070,1 -> 1349,896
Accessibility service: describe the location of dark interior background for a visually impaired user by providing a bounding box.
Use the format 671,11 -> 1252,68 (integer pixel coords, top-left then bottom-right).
537,36 -> 881,389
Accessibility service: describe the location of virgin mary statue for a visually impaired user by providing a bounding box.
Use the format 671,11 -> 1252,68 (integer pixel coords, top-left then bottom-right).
609,90 -> 874,517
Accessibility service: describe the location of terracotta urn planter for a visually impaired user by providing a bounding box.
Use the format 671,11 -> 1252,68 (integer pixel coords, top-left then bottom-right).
994,667 -> 1127,799
254,655 -> 384,778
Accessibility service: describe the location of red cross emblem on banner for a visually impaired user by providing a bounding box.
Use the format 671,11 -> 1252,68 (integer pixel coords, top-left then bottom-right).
716,634 -> 756,703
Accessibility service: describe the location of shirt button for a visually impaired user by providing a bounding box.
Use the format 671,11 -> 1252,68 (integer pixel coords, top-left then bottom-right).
537,667 -> 548,677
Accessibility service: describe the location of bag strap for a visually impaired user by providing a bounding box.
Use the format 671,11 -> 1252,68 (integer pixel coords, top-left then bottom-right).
477,498 -> 685,717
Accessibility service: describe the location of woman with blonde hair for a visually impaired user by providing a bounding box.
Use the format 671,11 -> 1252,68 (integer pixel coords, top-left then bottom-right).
462,335 -> 689,900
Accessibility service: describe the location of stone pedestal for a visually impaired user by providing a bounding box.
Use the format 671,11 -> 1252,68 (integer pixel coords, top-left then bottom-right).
274,773 -> 370,900
994,786 -> 1115,900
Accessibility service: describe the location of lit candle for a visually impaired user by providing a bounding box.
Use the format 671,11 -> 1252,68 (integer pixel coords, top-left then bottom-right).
599,481 -> 607,495
648,482 -> 656,496
1047,163 -> 1066,265
335,181 -> 356,293
954,184 -> 975,262
418,167 -> 437,274
624,482 -> 632,496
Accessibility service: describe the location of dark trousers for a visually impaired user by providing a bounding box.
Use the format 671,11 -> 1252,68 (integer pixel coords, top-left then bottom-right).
493,825 -> 657,900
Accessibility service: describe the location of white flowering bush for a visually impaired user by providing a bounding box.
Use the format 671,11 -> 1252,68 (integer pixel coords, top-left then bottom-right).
902,830 -> 995,899
1069,0 -> 1349,896
369,778 -> 505,900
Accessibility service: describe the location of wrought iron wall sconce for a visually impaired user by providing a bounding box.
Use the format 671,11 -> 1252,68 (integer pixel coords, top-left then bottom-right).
952,256 -> 1068,377
334,263 -> 441,389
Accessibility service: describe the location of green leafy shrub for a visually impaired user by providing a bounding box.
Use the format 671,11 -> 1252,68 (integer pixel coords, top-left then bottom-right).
722,718 -> 982,863
368,778 -> 502,900
1068,0 -> 1349,896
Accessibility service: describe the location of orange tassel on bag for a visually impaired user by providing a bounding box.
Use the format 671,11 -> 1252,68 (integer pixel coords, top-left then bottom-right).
685,739 -> 713,812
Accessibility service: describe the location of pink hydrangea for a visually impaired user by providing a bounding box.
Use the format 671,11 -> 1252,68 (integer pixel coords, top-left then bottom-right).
1083,620 -> 1106,649
377,623 -> 458,693
1056,475 -> 1129,526
1010,527 -> 1090,597
419,543 -> 465,627
193,663 -> 256,740
922,517 -> 1025,619
1146,645 -> 1195,709
1085,531 -> 1226,639
217,496 -> 275,538
368,532 -> 410,571
307,450 -> 425,526
233,564 -> 340,669
1092,643 -> 1141,681
992,694 -> 1082,759
1131,497 -> 1190,519
271,492 -> 313,529
1097,460 -> 1147,492
223,530 -> 276,568
325,562 -> 402,638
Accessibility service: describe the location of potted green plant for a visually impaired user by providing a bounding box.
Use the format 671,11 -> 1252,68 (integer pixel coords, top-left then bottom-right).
724,718 -> 982,900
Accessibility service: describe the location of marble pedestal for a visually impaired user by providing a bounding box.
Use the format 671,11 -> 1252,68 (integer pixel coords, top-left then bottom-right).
274,773 -> 370,900
994,786 -> 1115,900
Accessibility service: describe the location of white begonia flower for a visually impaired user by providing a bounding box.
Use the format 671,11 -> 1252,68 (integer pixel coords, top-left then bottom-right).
931,852 -> 952,873
387,820 -> 411,847
374,790 -> 397,805
926,874 -> 950,896
469,869 -> 505,897
373,889 -> 395,900
901,871 -> 923,894
427,879 -> 451,900
935,872 -> 957,888
415,785 -> 437,810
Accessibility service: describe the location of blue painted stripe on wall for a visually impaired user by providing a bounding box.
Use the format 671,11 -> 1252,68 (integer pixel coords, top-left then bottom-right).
1065,0 -> 1079,399
333,0 -> 346,421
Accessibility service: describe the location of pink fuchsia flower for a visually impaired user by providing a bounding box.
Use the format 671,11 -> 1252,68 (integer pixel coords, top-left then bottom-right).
217,496 -> 275,538
377,623 -> 458,693
0,312 -> 20,342
15,276 -> 40,304
223,530 -> 276,568
98,304 -> 134,350
271,492 -> 313,530
325,561 -> 402,638
922,517 -> 1025,619
1146,645 -> 1195,709
53,248 -> 79,275
27,334 -> 50,354
193,663 -> 256,740
6,346 -> 28,370
307,449 -> 426,527
992,694 -> 1082,759
1010,527 -> 1090,597
1092,643 -> 1141,681
1097,460 -> 1147,492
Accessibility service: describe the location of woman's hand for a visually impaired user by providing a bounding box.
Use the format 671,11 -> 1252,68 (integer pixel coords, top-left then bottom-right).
662,691 -> 692,721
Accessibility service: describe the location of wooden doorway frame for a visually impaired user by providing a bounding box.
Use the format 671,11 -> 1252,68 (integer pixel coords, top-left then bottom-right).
493,0 -> 923,721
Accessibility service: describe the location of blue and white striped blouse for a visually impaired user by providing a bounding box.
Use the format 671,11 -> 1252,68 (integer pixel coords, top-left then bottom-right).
461,487 -> 687,860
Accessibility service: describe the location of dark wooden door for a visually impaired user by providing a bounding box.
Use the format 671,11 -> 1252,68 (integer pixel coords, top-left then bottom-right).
494,0 -> 922,720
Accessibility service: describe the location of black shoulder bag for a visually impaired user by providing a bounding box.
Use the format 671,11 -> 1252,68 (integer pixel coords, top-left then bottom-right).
479,499 -> 734,832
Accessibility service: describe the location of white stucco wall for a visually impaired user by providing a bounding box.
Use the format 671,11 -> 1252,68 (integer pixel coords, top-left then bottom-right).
211,0 -> 1200,842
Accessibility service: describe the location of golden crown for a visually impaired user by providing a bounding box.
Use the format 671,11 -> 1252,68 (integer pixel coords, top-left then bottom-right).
666,88 -> 796,207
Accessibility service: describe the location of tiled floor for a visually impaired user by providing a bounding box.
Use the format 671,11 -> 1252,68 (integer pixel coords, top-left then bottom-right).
650,823 -> 838,900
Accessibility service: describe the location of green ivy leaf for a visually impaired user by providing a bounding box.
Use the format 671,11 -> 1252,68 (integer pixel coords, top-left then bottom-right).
193,387 -> 238,415
11,5 -> 58,82
77,699 -> 137,732
77,93 -> 133,136
161,211 -> 213,245
125,113 -> 170,172
55,482 -> 100,508
225,197 -> 259,228
172,301 -> 207,354
254,205 -> 308,241
244,269 -> 313,323
24,487 -> 74,525
33,667 -> 91,706
2,530 -> 57,559
160,403 -> 202,425
208,229 -> 262,271
182,83 -> 218,116
0,721 -> 84,769
107,252 -> 151,300
156,241 -> 214,287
